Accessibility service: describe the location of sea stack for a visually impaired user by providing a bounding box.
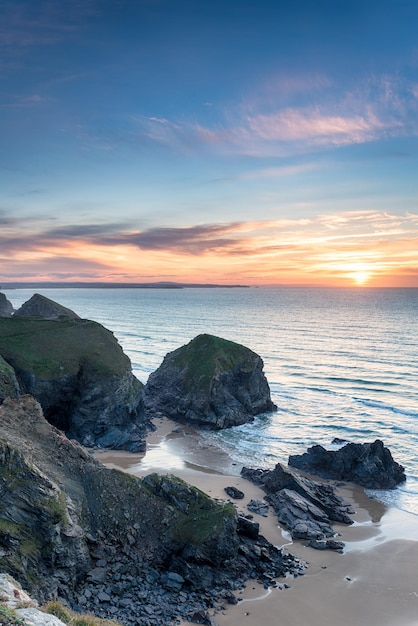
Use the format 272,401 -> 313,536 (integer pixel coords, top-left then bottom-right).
0,293 -> 14,318
144,333 -> 276,428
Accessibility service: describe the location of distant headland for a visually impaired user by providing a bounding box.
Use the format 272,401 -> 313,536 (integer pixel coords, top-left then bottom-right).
0,281 -> 250,289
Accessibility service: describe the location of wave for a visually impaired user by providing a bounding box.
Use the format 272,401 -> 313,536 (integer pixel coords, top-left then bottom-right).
353,397 -> 418,418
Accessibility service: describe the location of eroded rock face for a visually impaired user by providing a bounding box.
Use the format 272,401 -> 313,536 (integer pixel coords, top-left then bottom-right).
14,294 -> 80,319
241,463 -> 354,542
0,355 -> 20,403
0,293 -> 14,318
0,312 -> 148,451
288,440 -> 406,489
144,334 -> 276,429
0,396 -> 303,617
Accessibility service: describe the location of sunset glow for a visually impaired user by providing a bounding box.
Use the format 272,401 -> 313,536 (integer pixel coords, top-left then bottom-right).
0,2 -> 417,287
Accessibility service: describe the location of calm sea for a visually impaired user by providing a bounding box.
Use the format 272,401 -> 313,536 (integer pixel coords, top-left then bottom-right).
4,287 -> 418,515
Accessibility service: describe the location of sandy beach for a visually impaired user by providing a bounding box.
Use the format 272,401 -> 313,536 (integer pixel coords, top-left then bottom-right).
96,419 -> 418,626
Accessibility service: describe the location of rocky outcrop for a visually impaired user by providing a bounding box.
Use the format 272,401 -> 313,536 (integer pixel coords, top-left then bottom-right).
0,312 -> 148,451
241,463 -> 354,543
0,293 -> 14,318
288,440 -> 406,489
14,294 -> 80,319
144,334 -> 276,429
0,396 -> 304,624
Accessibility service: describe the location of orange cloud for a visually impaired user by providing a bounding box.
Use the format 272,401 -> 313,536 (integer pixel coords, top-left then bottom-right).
1,211 -> 417,287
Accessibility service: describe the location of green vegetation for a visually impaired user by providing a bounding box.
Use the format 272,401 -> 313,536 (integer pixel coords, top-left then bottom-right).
170,334 -> 255,391
0,604 -> 26,625
35,492 -> 68,527
142,473 -> 236,545
42,601 -> 122,626
0,318 -> 130,379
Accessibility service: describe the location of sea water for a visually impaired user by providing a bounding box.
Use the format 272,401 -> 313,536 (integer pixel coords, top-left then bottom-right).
3,286 -> 418,515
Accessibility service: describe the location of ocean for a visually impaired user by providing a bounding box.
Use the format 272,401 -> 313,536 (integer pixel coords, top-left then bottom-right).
3,286 -> 418,515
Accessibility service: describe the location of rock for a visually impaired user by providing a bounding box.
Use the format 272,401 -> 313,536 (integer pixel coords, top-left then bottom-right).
144,334 -> 276,429
0,573 -> 37,608
270,489 -> 335,539
242,463 -> 354,542
237,517 -> 259,540
307,539 -> 345,551
224,486 -> 245,499
247,499 -> 269,517
288,440 -> 406,489
0,302 -> 149,451
0,355 -> 20,403
16,607 -> 67,626
0,396 -> 304,623
0,293 -> 14,318
14,294 -> 80,319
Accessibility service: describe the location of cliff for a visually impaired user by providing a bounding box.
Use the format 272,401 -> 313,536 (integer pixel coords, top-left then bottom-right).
144,333 -> 276,428
0,314 -> 148,452
0,396 -> 302,625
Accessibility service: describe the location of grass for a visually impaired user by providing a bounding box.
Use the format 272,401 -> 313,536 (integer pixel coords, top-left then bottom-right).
169,333 -> 256,391
42,601 -> 122,626
0,318 -> 130,379
0,604 -> 26,625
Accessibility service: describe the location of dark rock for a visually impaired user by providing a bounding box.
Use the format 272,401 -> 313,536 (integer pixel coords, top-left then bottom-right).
307,539 -> 345,551
242,463 -> 354,542
0,395 -> 305,624
14,293 -> 80,319
237,517 -> 259,540
144,334 -> 276,429
332,437 -> 349,445
224,486 -> 245,499
0,355 -> 20,403
288,440 -> 406,489
0,293 -> 14,318
247,499 -> 269,517
0,306 -> 149,451
270,489 -> 334,539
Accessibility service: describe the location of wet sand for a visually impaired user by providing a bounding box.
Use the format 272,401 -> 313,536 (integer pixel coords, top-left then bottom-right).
96,418 -> 418,626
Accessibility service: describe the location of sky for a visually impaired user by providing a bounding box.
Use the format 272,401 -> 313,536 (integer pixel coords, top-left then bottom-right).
1,0 -> 418,287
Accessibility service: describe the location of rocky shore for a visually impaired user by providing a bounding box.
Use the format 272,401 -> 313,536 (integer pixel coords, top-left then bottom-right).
1,293 -> 416,626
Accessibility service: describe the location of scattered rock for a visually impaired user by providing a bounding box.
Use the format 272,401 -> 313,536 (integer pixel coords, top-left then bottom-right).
144,334 -> 276,429
289,440 -> 406,489
242,463 -> 354,543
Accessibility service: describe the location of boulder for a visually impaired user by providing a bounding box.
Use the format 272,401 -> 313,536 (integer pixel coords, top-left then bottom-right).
144,334 -> 276,429
0,293 -> 14,318
14,294 -> 80,319
0,309 -> 148,451
288,440 -> 406,489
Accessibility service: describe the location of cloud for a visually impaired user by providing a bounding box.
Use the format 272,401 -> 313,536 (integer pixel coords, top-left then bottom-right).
134,72 -> 417,158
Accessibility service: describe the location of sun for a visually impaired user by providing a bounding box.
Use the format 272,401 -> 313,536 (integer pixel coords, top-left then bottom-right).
352,270 -> 370,285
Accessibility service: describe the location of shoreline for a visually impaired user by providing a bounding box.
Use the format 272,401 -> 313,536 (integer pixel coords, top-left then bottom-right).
96,418 -> 418,626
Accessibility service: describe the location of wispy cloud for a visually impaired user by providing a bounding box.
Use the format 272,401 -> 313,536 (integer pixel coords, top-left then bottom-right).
133,73 -> 417,158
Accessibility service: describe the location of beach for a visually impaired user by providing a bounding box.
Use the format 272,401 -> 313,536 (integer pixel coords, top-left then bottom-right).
96,419 -> 418,626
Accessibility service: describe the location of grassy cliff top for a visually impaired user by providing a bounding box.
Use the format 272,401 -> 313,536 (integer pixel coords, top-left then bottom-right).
168,333 -> 258,390
0,317 -> 131,379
